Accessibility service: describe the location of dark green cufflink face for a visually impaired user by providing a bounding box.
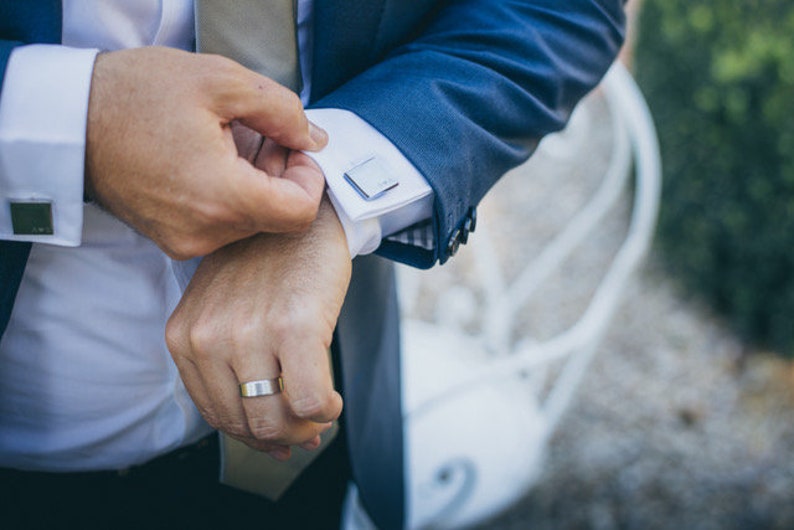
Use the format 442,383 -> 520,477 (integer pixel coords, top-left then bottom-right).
10,201 -> 54,235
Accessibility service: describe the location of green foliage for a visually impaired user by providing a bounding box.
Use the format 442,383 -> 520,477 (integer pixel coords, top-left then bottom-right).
634,0 -> 794,355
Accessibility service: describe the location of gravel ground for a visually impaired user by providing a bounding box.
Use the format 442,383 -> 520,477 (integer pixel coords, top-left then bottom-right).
399,89 -> 794,529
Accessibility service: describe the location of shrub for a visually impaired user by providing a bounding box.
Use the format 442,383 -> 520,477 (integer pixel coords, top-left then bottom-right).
634,0 -> 794,355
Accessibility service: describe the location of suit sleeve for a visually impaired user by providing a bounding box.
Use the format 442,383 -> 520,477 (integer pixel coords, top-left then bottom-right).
1,41 -> 18,77
0,0 -> 61,87
311,0 -> 626,268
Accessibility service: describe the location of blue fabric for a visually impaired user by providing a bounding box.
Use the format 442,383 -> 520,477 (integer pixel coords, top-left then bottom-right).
0,241 -> 30,338
0,0 -> 61,45
335,256 -> 404,530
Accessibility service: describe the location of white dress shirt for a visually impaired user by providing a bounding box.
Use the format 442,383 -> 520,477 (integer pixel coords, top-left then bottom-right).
0,0 -> 432,471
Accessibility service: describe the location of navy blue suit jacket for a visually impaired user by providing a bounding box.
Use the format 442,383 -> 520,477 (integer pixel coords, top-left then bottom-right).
0,1 -> 625,527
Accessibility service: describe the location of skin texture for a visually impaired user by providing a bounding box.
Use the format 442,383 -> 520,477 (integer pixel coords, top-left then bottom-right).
85,46 -> 329,260
166,140 -> 351,459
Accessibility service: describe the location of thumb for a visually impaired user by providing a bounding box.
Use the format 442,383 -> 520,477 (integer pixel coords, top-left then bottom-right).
217,66 -> 328,151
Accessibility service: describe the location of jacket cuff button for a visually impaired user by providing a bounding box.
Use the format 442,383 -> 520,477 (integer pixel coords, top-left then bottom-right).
466,208 -> 477,233
446,229 -> 462,256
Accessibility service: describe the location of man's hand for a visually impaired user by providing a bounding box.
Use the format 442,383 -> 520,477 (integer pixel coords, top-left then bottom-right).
166,159 -> 352,458
85,47 -> 328,260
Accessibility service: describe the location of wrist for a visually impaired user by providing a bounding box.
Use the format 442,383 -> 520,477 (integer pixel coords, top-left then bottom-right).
84,51 -> 112,205
316,195 -> 350,257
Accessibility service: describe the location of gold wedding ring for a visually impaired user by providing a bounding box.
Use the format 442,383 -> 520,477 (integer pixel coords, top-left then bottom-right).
239,377 -> 283,398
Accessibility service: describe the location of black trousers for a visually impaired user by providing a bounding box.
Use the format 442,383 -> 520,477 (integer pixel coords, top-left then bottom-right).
0,429 -> 351,530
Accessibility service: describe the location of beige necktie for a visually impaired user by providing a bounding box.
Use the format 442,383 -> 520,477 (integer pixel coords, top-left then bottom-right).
195,0 -> 302,92
194,0 -> 332,501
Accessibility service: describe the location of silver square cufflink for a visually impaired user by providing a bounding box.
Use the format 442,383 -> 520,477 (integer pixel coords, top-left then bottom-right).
344,157 -> 399,200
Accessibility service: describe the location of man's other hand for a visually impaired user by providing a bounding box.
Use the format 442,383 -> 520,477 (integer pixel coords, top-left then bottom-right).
85,47 -> 328,260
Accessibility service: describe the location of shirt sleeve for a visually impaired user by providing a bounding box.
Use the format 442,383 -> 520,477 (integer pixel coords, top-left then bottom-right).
0,44 -> 99,246
303,108 -> 434,257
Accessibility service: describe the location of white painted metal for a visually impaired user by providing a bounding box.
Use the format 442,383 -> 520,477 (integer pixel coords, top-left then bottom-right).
395,62 -> 663,530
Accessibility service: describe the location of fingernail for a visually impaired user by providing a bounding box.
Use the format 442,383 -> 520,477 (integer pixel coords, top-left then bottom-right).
309,122 -> 328,149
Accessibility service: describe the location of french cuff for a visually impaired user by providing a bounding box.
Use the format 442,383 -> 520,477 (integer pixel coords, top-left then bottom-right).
303,108 -> 433,257
0,44 -> 99,246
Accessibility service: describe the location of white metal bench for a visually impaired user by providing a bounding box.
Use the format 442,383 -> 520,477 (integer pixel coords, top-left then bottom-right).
397,62 -> 662,529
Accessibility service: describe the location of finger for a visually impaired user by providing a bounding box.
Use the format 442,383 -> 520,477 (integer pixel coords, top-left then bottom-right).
230,157 -> 325,233
234,421 -> 333,453
212,60 -> 327,152
165,311 -> 230,430
241,398 -> 331,447
193,357 -> 255,439
267,446 -> 292,461
299,435 -> 323,451
282,150 -> 327,200
254,138 -> 289,178
231,121 -> 264,164
171,356 -> 222,431
233,346 -> 329,446
278,337 -> 343,424
222,428 -> 293,459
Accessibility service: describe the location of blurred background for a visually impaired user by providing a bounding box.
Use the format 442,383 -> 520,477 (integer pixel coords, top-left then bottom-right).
397,1 -> 794,528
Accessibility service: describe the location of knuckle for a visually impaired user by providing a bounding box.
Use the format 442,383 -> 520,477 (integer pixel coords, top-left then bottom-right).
195,406 -> 224,432
268,89 -> 302,116
223,421 -> 252,440
282,91 -> 304,115
186,319 -> 220,359
292,392 -> 333,419
202,414 -> 222,431
262,94 -> 304,134
248,418 -> 286,442
234,316 -> 265,349
163,237 -> 205,261
164,316 -> 185,354
161,245 -> 189,261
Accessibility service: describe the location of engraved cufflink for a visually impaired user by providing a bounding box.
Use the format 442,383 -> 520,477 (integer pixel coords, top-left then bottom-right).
344,157 -> 399,200
10,201 -> 54,235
